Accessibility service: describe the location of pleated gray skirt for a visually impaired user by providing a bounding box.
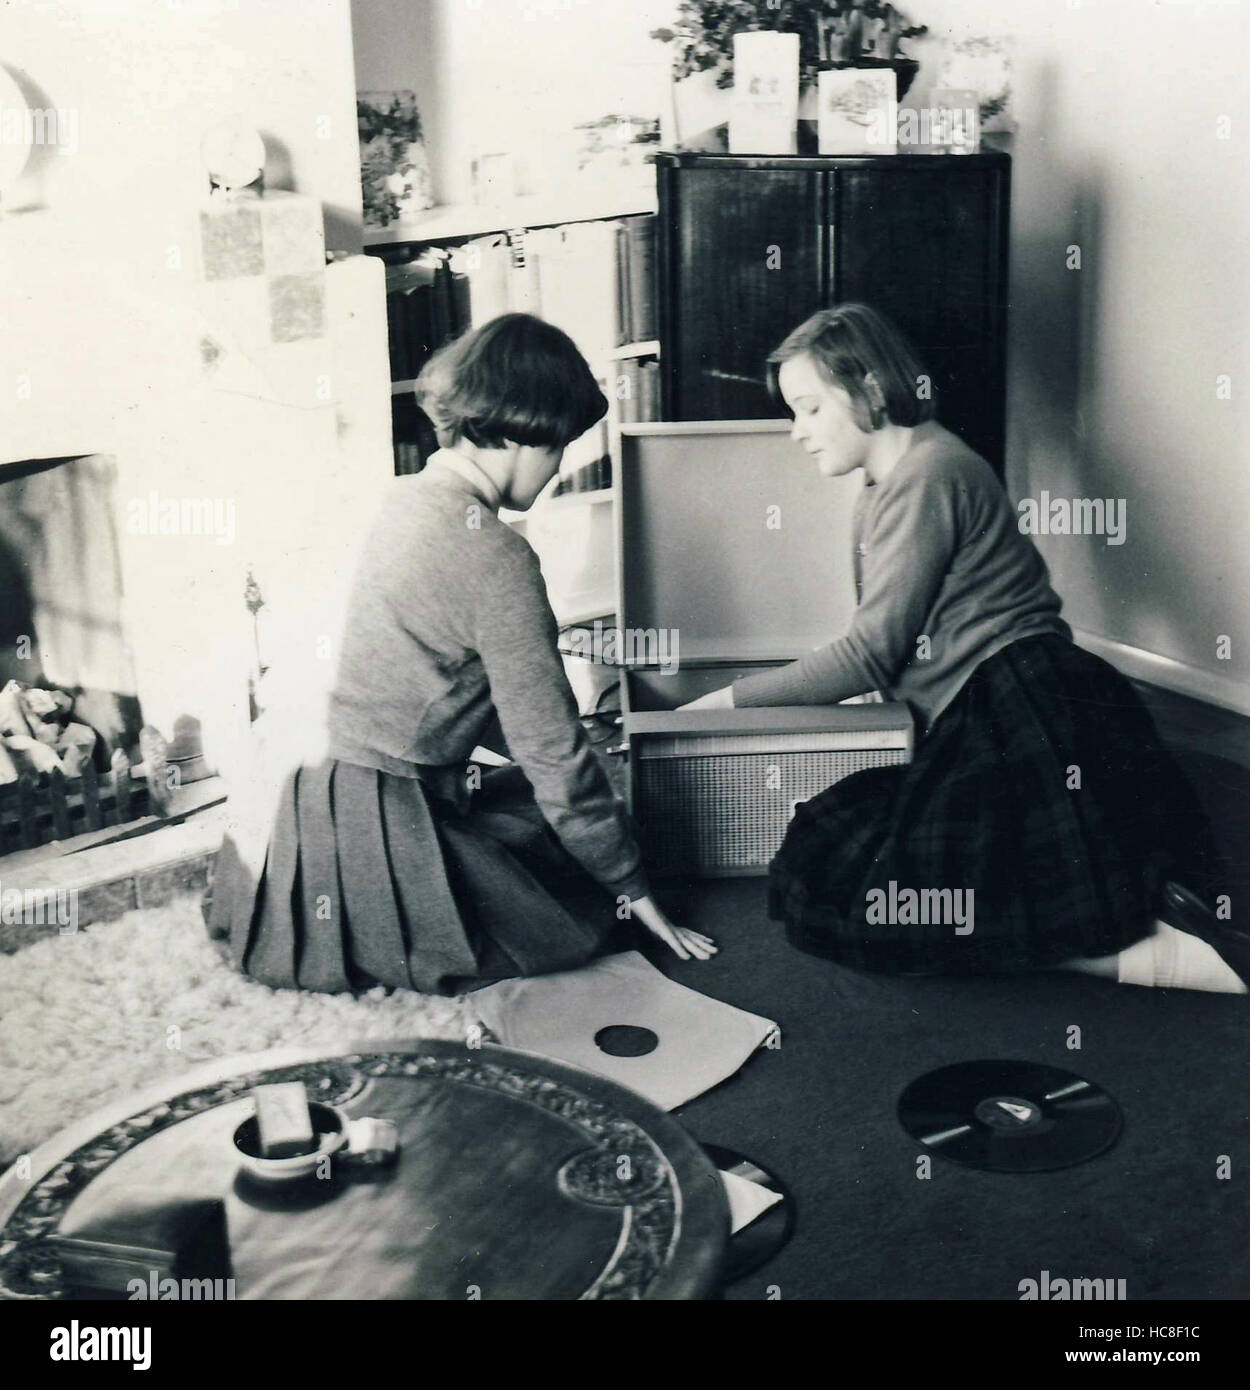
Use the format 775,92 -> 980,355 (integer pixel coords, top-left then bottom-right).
204,759 -> 618,995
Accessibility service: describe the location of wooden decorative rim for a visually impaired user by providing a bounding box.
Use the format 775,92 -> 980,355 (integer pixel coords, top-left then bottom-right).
0,1040 -> 727,1301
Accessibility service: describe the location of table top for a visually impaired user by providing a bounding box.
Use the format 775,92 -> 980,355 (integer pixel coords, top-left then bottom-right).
0,1040 -> 729,1301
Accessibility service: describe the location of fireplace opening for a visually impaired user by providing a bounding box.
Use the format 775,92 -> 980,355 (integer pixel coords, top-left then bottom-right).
0,455 -> 164,856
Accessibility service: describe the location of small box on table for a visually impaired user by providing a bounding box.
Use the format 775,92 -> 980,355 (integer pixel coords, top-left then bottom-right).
252,1081 -> 315,1158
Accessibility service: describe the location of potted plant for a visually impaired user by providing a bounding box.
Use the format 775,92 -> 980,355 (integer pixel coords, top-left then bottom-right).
652,1 -> 927,100
357,91 -> 435,229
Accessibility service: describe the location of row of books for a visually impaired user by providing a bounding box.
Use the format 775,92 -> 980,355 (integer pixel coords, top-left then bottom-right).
552,456 -> 612,497
385,253 -> 470,383
614,216 -> 657,346
394,441 -> 426,477
523,215 -> 655,357
384,214 -> 658,384
390,389 -> 438,475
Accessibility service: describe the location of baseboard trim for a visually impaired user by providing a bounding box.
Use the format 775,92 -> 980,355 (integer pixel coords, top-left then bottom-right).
1074,630 -> 1250,718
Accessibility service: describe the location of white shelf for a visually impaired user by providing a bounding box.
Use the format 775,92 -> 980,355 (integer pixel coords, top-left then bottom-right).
391,378 -> 417,395
503,488 -> 613,523
364,179 -> 657,247
546,488 -> 614,508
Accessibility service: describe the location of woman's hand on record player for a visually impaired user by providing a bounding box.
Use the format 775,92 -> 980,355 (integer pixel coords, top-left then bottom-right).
677,685 -> 735,712
630,896 -> 719,961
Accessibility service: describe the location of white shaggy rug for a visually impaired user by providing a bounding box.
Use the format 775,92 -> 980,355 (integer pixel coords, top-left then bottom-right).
0,895 -> 472,1167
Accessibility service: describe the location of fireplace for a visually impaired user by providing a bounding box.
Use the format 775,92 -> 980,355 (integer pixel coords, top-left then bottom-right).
0,232 -> 395,873
0,454 -> 163,853
1,231 -> 394,829
0,456 -> 136,709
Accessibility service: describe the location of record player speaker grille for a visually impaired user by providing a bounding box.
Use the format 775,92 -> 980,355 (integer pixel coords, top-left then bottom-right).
635,744 -> 909,877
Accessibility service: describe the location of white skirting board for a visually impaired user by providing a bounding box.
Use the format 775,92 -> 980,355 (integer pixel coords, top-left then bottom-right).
1074,630 -> 1250,718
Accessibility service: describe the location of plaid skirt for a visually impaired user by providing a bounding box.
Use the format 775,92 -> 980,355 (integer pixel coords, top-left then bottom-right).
205,760 -> 619,996
770,635 -> 1220,975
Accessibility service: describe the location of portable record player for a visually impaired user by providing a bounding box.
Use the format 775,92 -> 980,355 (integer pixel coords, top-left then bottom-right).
614,419 -> 914,878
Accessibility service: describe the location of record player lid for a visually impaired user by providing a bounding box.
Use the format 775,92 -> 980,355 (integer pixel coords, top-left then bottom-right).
617,421 -> 861,664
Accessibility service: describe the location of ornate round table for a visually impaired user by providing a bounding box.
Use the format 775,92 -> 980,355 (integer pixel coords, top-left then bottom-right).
0,1040 -> 729,1300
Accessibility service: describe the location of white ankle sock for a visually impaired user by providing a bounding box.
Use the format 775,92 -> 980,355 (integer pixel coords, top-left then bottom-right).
1115,920 -> 1247,994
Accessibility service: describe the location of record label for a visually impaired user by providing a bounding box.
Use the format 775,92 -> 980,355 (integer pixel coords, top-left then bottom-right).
898,1060 -> 1122,1173
973,1095 -> 1042,1131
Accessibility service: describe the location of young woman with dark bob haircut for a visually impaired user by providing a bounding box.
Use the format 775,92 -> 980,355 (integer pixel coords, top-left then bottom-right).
683,303 -> 1245,993
207,313 -> 714,992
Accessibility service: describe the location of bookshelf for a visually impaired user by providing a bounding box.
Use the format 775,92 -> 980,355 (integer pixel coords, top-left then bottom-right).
371,210 -> 661,470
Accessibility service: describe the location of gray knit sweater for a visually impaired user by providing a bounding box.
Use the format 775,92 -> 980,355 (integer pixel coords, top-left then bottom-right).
327,452 -> 648,901
732,421 -> 1071,730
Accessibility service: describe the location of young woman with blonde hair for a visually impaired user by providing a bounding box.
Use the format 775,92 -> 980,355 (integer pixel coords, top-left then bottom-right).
684,303 -> 1243,993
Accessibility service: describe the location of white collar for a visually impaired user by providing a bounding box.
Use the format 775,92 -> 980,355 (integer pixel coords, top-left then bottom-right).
427,448 -> 503,511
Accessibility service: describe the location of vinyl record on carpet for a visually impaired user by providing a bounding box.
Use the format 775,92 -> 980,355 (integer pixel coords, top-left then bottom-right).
701,1144 -> 795,1284
897,1060 -> 1122,1173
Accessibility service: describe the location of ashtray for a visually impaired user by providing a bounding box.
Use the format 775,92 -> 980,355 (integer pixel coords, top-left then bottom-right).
232,1101 -> 347,1184
231,1104 -> 399,1185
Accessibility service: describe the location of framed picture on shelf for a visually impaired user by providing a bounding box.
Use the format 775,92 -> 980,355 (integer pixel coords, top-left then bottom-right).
729,31 -> 800,155
817,68 -> 897,156
937,36 -> 1016,133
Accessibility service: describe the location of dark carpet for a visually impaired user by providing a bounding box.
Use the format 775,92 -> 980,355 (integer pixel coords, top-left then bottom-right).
654,877 -> 1249,1302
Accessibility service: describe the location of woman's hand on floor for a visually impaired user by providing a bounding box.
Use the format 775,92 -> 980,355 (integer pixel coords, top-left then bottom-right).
629,895 -> 718,961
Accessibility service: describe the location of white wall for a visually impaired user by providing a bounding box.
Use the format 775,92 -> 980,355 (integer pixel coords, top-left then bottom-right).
1,0 -> 371,462
0,1 -> 393,776
2,0 -> 365,250
351,0 -> 676,203
923,0 -> 1250,711
359,0 -> 1250,710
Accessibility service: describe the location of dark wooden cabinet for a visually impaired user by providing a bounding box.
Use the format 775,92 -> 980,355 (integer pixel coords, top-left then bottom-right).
654,132 -> 1011,470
